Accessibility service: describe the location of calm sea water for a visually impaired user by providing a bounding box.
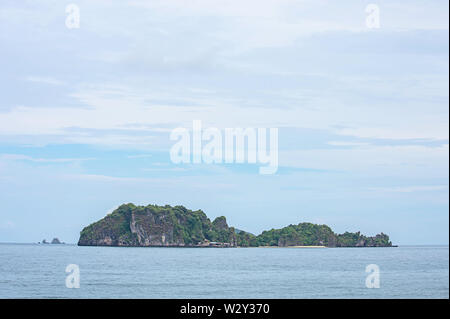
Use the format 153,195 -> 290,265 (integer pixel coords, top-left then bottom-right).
0,244 -> 448,298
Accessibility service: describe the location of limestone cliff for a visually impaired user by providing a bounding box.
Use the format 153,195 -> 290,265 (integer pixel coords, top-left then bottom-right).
78,203 -> 237,247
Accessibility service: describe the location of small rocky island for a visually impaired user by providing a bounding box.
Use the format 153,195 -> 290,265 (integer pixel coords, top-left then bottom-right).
40,238 -> 65,244
78,204 -> 393,247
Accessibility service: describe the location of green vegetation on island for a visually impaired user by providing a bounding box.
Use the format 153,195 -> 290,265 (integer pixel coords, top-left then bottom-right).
78,203 -> 393,248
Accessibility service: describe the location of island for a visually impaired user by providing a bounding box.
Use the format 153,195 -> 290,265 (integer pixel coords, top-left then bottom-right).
40,238 -> 65,244
51,238 -> 64,244
78,203 -> 393,248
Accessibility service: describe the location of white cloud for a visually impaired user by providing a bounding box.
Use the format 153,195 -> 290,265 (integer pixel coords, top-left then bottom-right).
0,154 -> 94,163
0,0 -> 447,175
24,76 -> 65,86
327,141 -> 370,146
369,185 -> 448,193
126,154 -> 153,158
280,144 -> 449,177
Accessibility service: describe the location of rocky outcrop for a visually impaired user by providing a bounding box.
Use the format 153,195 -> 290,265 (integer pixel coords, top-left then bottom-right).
78,203 -> 393,248
247,224 -> 392,247
334,231 -> 392,247
41,238 -> 64,244
51,238 -> 62,244
78,204 -> 237,247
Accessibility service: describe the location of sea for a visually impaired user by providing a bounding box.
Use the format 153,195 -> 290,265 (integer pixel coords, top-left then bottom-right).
0,243 -> 448,298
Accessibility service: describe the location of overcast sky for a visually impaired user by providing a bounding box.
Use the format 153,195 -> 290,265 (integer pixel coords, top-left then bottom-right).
0,0 -> 448,244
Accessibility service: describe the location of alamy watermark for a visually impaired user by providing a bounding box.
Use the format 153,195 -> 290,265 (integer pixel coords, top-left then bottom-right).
65,4 -> 80,29
365,264 -> 380,288
365,4 -> 380,29
65,264 -> 80,288
170,120 -> 278,174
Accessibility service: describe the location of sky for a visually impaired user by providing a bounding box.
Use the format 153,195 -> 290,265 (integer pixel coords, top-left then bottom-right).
0,0 -> 448,245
